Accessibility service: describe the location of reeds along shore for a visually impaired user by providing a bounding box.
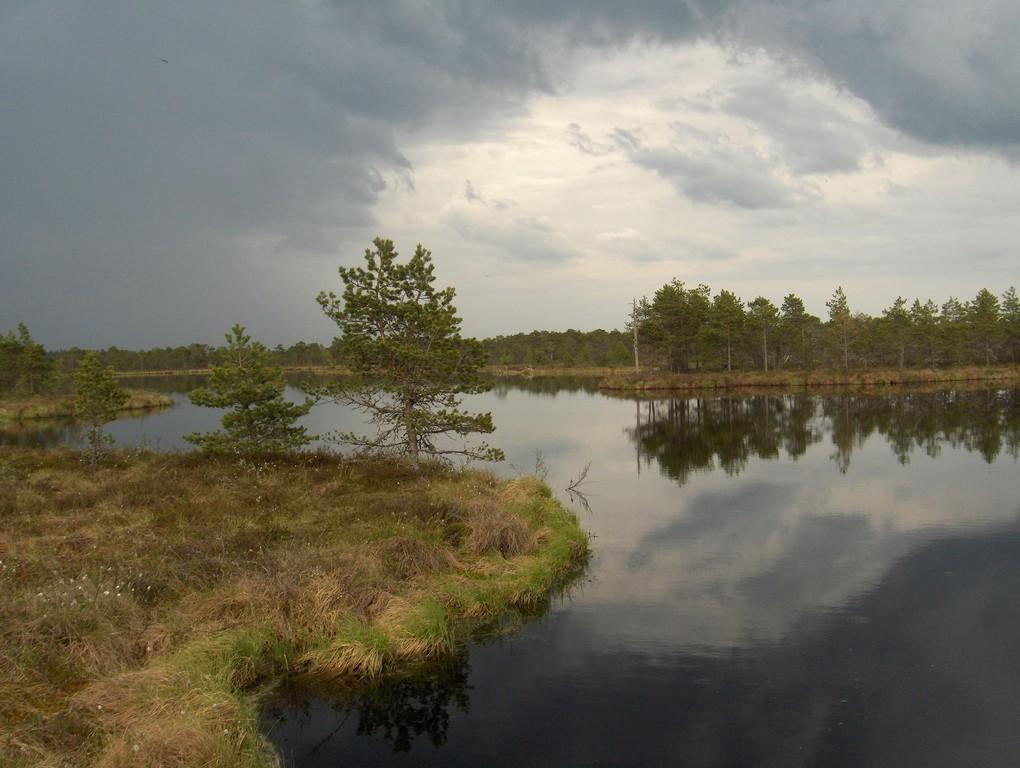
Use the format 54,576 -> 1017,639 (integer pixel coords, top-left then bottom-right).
0,450 -> 588,767
0,390 -> 172,424
599,365 -> 1020,392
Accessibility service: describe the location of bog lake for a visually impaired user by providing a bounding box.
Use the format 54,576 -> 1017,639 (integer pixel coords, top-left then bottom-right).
8,377 -> 1020,767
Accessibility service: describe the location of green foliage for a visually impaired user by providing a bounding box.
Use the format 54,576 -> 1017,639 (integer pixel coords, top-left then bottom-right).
0,322 -> 55,394
482,328 -> 632,368
707,290 -> 746,372
315,237 -> 502,464
826,286 -> 853,370
882,297 -> 911,369
1002,287 -> 1020,363
185,325 -> 312,454
74,351 -> 128,462
747,297 -> 780,371
968,288 -> 1001,365
643,280 -> 712,372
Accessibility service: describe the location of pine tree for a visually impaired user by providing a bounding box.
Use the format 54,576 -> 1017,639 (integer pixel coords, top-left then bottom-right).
778,294 -> 814,370
184,325 -> 312,454
15,323 -> 54,394
708,290 -> 746,372
967,288 -> 1001,365
747,297 -> 779,372
882,297 -> 911,369
1002,287 -> 1020,364
826,287 -> 852,370
315,238 -> 502,465
74,351 -> 128,463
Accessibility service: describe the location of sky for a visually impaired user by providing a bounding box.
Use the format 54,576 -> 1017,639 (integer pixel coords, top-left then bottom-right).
2,0 -> 1018,349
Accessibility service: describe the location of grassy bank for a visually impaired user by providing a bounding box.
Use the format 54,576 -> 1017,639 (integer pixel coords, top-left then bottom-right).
599,365 -> 1020,392
0,450 -> 588,767
0,391 -> 173,425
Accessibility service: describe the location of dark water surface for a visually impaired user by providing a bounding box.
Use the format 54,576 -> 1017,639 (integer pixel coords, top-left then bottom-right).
10,380 -> 1020,766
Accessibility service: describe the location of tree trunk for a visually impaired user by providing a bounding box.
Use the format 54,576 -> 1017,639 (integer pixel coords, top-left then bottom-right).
762,326 -> 768,373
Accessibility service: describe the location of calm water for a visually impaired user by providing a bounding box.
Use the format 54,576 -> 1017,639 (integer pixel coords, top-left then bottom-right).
9,380 -> 1020,766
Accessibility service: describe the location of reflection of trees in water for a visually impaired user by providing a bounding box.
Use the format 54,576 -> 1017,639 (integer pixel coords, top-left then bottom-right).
627,395 -> 821,485
629,388 -> 1020,483
349,658 -> 471,752
266,657 -> 471,760
116,374 -> 207,394
488,376 -> 601,398
0,418 -> 79,448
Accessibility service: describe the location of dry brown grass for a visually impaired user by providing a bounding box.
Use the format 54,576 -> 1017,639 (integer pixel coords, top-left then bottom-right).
0,448 -> 587,767
465,502 -> 534,558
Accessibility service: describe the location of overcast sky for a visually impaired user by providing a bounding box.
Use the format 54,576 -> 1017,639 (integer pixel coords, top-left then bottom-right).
2,1 -> 1018,348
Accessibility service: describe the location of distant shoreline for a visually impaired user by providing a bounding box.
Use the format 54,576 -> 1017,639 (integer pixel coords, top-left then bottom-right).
599,365 -> 1020,392
0,389 -> 173,424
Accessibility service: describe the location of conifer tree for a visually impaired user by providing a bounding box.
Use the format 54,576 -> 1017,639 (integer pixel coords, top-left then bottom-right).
708,290 -> 746,372
826,287 -> 852,370
882,297 -> 911,369
74,351 -> 128,463
185,325 -> 312,454
747,297 -> 779,372
315,238 -> 501,465
14,323 -> 54,394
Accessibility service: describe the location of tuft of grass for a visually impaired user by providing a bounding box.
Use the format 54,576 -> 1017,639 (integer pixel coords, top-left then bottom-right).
465,502 -> 534,558
0,449 -> 588,767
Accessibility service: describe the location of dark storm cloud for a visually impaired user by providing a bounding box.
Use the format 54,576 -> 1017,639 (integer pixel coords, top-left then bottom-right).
2,0 -> 1017,345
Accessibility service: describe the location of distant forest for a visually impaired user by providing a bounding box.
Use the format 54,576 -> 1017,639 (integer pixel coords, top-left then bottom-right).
3,283 -> 1019,387
627,283 -> 1020,373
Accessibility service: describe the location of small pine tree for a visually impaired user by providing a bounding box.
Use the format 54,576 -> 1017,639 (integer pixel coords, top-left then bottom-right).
315,238 -> 502,465
74,351 -> 128,463
184,325 -> 312,454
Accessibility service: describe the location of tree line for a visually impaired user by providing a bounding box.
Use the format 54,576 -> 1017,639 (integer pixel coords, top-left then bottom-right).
481,329 -> 633,368
631,283 -> 1020,373
52,340 -> 335,373
5,284 -> 1020,394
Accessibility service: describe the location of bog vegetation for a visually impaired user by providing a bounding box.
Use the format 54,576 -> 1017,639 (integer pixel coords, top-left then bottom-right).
0,239 -> 592,767
0,450 -> 587,766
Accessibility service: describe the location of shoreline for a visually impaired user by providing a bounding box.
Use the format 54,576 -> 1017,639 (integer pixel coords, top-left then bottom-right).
0,450 -> 589,767
599,365 -> 1020,393
0,390 -> 173,425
